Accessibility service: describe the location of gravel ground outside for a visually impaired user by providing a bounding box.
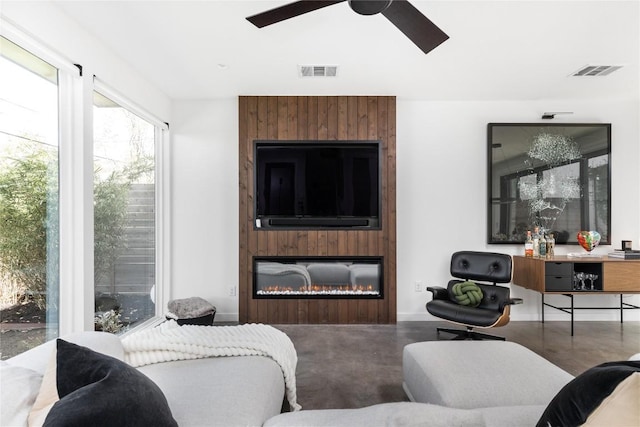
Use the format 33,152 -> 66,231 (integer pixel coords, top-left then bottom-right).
1,328 -> 47,360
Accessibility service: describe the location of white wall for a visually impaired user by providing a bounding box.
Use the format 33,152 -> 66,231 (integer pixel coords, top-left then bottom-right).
396,99 -> 640,321
170,100 -> 239,320
171,98 -> 640,322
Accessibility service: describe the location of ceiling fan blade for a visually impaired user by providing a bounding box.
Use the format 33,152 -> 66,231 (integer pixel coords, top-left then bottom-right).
247,0 -> 346,28
381,0 -> 449,54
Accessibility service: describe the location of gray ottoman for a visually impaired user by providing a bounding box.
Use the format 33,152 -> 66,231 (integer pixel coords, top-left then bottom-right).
402,341 -> 574,409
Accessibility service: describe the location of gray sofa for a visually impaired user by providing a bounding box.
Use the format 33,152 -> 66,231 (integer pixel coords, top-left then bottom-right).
1,331 -> 285,427
4,332 -> 638,427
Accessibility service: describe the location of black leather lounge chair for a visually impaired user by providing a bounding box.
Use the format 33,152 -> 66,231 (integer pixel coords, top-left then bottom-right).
426,251 -> 522,340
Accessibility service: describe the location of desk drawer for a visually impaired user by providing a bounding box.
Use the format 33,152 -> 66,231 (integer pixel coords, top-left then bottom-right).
545,275 -> 573,291
545,262 -> 572,277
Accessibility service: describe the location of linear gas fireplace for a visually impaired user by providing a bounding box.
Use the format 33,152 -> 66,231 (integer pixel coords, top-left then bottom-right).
253,256 -> 383,299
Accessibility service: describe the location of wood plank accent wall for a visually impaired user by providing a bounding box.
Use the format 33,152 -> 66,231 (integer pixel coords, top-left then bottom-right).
238,96 -> 396,324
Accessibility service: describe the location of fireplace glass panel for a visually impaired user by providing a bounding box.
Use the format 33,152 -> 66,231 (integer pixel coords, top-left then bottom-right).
253,257 -> 382,299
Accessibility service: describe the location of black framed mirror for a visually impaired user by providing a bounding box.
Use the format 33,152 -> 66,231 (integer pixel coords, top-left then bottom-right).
488,123 -> 611,245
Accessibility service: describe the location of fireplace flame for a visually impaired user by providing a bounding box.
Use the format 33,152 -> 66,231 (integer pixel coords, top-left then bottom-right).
257,283 -> 379,296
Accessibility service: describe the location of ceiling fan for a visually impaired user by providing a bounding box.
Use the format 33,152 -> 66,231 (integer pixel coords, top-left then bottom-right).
246,0 -> 449,55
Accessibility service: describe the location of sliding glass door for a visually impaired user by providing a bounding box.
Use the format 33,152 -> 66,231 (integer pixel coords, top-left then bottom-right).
0,36 -> 59,356
93,91 -> 156,333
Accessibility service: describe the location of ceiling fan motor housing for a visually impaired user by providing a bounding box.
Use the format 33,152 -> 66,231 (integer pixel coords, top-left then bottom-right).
348,0 -> 393,15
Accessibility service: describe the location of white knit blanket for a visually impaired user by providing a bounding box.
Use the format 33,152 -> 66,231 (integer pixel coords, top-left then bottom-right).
121,320 -> 301,411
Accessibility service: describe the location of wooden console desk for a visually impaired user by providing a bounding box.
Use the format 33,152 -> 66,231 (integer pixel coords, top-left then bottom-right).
512,255 -> 640,335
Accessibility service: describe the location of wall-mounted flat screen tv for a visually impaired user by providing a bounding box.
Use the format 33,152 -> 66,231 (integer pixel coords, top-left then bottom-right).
254,140 -> 381,229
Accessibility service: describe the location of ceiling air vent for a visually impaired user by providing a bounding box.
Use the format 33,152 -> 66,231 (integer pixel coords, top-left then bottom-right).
299,65 -> 338,78
571,65 -> 623,77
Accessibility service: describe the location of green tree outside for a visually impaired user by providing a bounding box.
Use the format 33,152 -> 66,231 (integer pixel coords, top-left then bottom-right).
0,142 -> 151,311
0,145 -> 56,309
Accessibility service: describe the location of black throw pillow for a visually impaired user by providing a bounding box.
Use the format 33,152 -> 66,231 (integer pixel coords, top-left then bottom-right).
43,339 -> 177,427
536,360 -> 640,427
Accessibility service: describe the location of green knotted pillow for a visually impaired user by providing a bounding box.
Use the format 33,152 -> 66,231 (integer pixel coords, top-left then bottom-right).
452,281 -> 483,307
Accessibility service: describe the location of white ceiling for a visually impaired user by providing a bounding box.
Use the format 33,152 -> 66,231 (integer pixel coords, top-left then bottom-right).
50,0 -> 639,101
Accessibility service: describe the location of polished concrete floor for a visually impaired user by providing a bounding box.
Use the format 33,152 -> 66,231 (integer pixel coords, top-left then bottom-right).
273,321 -> 640,410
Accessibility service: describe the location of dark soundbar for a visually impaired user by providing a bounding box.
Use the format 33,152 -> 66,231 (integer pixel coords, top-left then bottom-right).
267,218 -> 371,227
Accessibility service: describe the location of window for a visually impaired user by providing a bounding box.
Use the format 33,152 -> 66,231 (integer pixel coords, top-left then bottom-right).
0,29 -> 169,359
0,36 -> 59,357
93,90 -> 157,333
